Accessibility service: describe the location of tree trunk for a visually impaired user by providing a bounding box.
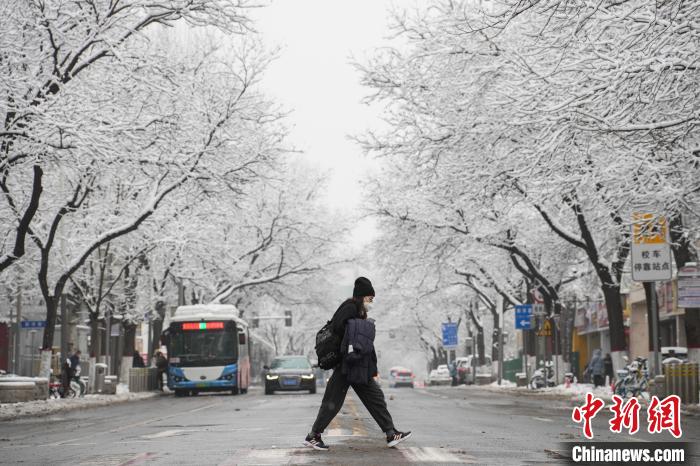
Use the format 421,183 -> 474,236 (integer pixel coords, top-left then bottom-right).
89,315 -> 102,359
644,282 -> 659,352
151,320 -> 163,356
41,296 -> 58,350
476,329 -> 485,365
123,323 -> 136,357
669,214 -> 700,362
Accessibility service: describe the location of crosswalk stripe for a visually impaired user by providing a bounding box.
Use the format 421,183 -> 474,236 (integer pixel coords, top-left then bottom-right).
401,447 -> 476,463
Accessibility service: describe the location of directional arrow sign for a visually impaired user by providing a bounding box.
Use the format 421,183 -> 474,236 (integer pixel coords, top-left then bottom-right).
514,304 -> 533,330
441,322 -> 458,348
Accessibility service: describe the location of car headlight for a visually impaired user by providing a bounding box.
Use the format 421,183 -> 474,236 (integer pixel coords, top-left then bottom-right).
301,374 -> 314,379
266,374 -> 279,380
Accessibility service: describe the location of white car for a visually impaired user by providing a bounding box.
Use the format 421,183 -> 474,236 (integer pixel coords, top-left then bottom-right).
456,356 -> 494,384
428,365 -> 452,385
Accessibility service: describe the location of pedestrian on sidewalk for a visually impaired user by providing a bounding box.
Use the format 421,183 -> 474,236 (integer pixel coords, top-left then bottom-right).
304,277 -> 411,451
155,351 -> 168,391
587,349 -> 605,387
133,349 -> 145,368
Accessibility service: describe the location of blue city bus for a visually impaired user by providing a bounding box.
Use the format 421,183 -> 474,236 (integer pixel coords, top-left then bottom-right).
161,305 -> 272,397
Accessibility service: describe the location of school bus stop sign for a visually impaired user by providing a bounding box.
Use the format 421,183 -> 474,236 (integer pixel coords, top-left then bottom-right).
631,213 -> 672,282
537,319 -> 552,337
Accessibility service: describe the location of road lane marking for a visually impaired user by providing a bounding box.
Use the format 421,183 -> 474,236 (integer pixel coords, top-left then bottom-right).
235,448 -> 312,465
48,400 -> 223,446
347,396 -> 369,437
141,429 -> 196,439
532,417 -> 553,422
401,447 -> 476,463
118,452 -> 158,465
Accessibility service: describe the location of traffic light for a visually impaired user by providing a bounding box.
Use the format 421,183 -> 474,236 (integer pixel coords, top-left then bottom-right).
252,314 -> 259,328
285,310 -> 292,327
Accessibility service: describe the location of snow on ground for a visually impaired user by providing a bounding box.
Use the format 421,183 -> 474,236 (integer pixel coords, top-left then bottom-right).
489,380 -> 516,388
463,381 -> 615,403
0,387 -> 159,422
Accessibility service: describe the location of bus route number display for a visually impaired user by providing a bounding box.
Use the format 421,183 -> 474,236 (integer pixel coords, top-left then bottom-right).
182,321 -> 225,330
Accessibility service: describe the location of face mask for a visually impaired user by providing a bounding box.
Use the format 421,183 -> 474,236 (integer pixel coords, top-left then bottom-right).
365,303 -> 373,312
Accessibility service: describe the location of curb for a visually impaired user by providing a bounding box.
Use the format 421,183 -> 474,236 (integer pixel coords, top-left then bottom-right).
0,391 -> 162,422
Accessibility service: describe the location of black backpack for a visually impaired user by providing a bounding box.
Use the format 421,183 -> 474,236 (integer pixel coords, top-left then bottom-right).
315,320 -> 342,370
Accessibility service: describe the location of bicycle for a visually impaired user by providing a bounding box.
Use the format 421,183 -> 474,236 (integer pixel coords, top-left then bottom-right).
529,360 -> 556,389
52,366 -> 86,398
614,357 -> 649,401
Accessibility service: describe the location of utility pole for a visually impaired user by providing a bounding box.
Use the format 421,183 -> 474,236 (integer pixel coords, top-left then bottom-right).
105,309 -> 111,375
60,294 -> 68,368
13,289 -> 22,374
498,297 -> 504,385
649,284 -> 661,377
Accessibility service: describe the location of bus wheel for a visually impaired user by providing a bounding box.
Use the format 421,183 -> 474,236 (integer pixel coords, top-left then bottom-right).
175,389 -> 186,397
231,387 -> 239,395
191,390 -> 198,396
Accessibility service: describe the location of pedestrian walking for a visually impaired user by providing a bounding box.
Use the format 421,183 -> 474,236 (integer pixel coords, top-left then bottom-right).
155,351 -> 168,391
132,349 -> 145,368
61,350 -> 82,398
304,277 -> 411,451
586,349 -> 605,387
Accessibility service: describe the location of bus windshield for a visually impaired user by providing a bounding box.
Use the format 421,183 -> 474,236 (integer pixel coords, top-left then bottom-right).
169,328 -> 238,367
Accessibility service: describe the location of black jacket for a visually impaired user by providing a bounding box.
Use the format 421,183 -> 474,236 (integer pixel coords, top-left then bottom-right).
133,352 -> 145,368
330,299 -> 362,337
341,318 -> 378,385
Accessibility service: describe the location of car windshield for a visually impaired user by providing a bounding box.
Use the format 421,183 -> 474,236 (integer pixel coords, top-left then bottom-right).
398,371 -> 411,377
270,358 -> 310,370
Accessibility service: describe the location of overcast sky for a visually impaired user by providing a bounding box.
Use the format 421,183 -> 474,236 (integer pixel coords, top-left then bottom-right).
251,1 -> 399,216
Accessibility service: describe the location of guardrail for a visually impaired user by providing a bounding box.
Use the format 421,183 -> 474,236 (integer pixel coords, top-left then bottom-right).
128,367 -> 159,392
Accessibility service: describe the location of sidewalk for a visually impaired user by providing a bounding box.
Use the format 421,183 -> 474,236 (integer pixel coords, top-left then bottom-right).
0,384 -> 162,422
457,382 -> 700,416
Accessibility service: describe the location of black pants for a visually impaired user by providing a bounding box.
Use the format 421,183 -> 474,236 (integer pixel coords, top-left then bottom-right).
312,368 -> 394,434
593,374 -> 605,387
157,369 -> 166,389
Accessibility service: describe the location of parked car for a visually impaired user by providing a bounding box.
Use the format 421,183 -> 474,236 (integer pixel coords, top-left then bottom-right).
428,364 -> 452,385
455,356 -> 494,384
388,367 -> 414,388
263,356 -> 316,395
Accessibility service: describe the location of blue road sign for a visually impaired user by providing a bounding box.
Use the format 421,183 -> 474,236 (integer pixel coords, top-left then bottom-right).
441,322 -> 458,348
21,320 -> 47,329
514,304 -> 533,330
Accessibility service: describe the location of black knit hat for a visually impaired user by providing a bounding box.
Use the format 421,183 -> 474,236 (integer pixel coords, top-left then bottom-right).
353,277 -> 375,298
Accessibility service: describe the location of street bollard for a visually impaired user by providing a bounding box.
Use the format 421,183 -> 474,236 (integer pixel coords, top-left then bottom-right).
665,363 -> 678,400
688,363 -> 699,405
663,362 -> 699,404
652,375 -> 666,399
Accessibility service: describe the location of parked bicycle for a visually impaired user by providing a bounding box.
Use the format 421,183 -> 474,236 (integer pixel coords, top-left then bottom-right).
50,367 -> 86,398
614,356 -> 649,400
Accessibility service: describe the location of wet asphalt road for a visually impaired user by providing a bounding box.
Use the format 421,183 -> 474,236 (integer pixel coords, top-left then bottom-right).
0,384 -> 698,465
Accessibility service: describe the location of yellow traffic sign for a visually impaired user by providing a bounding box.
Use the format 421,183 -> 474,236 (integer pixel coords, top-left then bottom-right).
537,319 -> 552,337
